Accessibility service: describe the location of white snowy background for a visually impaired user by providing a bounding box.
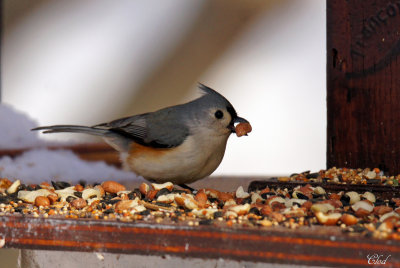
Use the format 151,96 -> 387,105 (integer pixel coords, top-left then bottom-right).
1,1 -> 326,178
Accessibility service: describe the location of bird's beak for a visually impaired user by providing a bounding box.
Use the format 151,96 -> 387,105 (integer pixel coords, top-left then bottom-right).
229,116 -> 249,133
234,116 -> 249,124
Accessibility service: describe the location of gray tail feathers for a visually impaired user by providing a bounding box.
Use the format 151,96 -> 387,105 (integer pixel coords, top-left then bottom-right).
32,125 -> 109,137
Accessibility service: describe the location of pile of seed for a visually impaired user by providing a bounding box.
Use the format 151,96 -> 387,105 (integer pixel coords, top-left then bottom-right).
0,167 -> 399,240
278,167 -> 399,186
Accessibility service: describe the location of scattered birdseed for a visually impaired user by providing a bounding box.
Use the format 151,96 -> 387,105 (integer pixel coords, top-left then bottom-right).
0,167 -> 399,240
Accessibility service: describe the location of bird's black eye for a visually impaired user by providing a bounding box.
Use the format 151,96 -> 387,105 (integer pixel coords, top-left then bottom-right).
215,110 -> 224,119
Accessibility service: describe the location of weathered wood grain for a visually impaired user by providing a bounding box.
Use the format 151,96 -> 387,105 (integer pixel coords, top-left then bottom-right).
327,0 -> 400,174
0,215 -> 399,267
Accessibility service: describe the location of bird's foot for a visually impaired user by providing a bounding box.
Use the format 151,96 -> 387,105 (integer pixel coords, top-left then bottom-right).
178,184 -> 197,194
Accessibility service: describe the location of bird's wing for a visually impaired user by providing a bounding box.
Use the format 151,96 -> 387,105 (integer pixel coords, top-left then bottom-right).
94,111 -> 189,148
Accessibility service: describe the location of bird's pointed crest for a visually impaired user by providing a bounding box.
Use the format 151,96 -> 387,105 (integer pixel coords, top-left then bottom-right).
198,83 -> 225,99
196,83 -> 237,118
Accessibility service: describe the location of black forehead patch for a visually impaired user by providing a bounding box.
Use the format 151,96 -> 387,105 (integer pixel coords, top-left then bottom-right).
226,106 -> 237,119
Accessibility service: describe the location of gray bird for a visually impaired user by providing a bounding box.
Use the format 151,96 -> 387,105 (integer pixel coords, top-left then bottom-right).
33,84 -> 250,190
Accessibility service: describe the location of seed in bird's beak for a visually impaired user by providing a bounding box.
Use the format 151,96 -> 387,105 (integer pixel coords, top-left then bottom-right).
228,117 -> 250,134
231,116 -> 251,137
235,122 -> 252,137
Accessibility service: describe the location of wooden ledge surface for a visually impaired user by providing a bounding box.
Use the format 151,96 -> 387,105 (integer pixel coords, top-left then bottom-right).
0,215 -> 399,267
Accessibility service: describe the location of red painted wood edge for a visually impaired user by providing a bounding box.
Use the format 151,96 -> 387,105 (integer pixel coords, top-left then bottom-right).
0,215 -> 399,266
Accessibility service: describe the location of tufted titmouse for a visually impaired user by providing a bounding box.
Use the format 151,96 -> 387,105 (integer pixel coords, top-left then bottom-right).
33,84 -> 250,190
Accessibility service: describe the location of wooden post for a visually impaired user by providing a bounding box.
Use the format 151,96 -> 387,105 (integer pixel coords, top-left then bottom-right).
327,0 -> 400,174
0,0 -> 2,102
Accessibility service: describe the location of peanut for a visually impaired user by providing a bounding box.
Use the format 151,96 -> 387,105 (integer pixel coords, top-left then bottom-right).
102,181 -> 126,194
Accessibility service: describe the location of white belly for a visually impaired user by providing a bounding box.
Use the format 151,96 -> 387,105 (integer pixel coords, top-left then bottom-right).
124,134 -> 229,184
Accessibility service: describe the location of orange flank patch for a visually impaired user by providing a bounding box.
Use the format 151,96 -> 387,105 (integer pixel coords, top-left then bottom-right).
128,142 -> 170,160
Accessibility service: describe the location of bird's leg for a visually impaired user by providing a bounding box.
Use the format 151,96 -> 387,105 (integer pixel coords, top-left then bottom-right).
178,184 -> 196,193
